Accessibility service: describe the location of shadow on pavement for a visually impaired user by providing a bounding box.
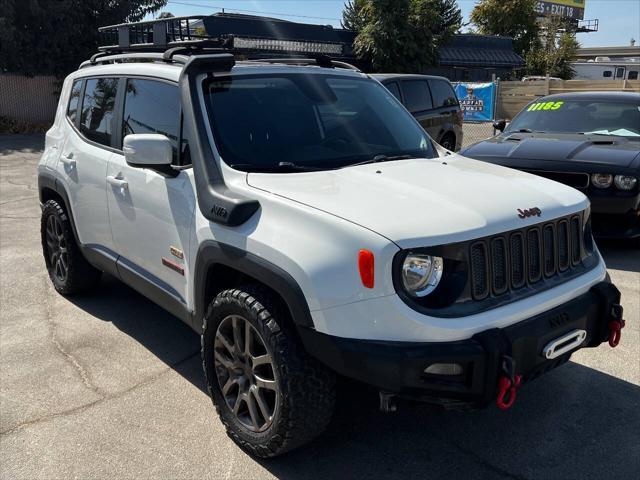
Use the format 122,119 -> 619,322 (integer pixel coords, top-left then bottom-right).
0,134 -> 46,155
598,239 -> 640,274
66,273 -> 640,480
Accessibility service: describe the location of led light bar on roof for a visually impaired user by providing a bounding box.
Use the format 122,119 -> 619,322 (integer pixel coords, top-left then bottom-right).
233,37 -> 344,55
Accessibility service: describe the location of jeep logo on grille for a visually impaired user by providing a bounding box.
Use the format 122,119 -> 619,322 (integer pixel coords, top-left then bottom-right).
517,207 -> 542,219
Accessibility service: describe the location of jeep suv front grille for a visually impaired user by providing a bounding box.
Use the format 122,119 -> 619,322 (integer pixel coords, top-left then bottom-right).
470,213 -> 586,300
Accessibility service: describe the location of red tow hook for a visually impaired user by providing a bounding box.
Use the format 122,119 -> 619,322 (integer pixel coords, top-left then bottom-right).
608,319 -> 626,348
496,355 -> 522,410
608,303 -> 625,348
496,374 -> 522,410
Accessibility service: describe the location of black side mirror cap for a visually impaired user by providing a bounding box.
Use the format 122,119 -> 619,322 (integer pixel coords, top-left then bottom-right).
493,119 -> 507,132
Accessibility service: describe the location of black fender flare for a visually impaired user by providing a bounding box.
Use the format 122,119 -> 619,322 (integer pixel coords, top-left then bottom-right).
194,240 -> 315,332
38,170 -> 81,246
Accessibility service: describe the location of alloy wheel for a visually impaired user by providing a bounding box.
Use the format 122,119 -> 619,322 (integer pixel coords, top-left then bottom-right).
45,215 -> 68,283
214,315 -> 278,432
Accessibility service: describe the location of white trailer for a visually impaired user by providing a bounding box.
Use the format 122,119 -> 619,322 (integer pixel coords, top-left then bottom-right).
572,57 -> 640,80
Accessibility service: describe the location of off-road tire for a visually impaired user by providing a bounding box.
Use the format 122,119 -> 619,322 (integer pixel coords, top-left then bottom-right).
40,199 -> 101,295
202,286 -> 336,458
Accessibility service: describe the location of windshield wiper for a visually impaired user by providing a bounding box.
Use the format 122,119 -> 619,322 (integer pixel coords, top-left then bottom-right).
230,162 -> 324,173
343,154 -> 416,168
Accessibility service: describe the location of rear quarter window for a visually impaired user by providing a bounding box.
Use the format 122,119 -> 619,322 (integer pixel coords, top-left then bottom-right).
67,80 -> 83,124
79,78 -> 119,147
429,80 -> 459,108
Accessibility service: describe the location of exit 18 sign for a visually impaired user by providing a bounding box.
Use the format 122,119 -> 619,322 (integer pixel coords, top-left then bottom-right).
535,0 -> 586,20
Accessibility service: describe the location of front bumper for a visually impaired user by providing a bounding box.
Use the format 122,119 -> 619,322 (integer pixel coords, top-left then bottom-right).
589,192 -> 640,239
300,281 -> 623,408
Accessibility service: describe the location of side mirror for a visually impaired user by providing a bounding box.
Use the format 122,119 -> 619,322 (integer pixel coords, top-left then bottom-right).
492,119 -> 507,132
123,134 -> 173,168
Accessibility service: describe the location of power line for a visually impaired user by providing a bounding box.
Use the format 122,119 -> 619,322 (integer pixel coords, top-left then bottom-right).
166,1 -> 342,22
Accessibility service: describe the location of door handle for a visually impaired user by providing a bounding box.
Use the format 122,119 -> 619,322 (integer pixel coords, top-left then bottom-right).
60,153 -> 76,169
107,175 -> 129,190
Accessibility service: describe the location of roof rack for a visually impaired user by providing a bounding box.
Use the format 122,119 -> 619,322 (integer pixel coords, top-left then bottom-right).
95,13 -> 357,63
86,14 -> 359,71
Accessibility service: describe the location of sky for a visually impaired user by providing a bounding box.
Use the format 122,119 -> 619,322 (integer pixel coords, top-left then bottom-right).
153,0 -> 640,48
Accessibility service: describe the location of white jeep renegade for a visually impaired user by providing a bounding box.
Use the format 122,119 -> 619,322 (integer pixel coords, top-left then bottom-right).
38,17 -> 625,458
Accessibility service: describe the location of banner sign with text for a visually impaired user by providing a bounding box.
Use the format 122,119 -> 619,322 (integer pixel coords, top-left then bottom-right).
453,82 -> 496,122
535,0 -> 585,20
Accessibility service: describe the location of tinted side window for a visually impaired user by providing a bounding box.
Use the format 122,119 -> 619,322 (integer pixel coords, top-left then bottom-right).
385,82 -> 402,102
603,70 -> 612,78
402,80 -> 433,112
429,80 -> 458,108
122,79 -> 180,162
67,80 -> 83,124
80,78 -> 119,147
629,71 -> 639,80
615,67 -> 626,79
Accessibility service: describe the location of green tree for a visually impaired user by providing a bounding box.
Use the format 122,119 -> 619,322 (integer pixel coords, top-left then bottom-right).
470,0 -> 539,56
0,0 -> 167,77
341,0 -> 367,31
526,16 -> 579,79
343,0 -> 462,72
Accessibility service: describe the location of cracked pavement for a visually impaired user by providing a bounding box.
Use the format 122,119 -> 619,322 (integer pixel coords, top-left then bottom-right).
1,134 -> 639,479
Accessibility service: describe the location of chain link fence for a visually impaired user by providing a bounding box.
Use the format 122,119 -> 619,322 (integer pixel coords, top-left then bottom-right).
461,122 -> 496,149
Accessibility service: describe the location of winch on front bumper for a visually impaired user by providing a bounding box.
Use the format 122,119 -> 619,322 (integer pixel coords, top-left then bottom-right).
299,281 -> 624,410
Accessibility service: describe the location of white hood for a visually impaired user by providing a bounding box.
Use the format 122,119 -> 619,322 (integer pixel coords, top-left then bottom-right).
247,155 -> 589,249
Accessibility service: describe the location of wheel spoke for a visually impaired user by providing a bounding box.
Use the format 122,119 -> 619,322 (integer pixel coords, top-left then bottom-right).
232,390 -> 243,414
222,377 -> 237,396
55,259 -> 63,278
215,350 -> 235,370
216,332 -> 235,358
252,387 -> 272,421
246,392 -> 261,429
232,317 -> 244,354
251,354 -> 271,368
59,253 -> 68,272
255,377 -> 277,391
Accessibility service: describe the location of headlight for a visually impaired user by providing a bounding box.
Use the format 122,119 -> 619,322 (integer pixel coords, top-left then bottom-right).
591,173 -> 613,188
614,175 -> 637,190
401,254 -> 443,297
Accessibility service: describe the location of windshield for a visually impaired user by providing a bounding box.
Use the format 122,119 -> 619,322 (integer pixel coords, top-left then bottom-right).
203,74 -> 436,171
506,99 -> 640,138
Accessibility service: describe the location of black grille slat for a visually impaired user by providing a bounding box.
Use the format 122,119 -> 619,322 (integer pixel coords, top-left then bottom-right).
543,224 -> 556,277
470,242 -> 489,300
570,216 -> 581,265
558,220 -> 570,271
510,233 -> 526,289
469,213 -> 587,301
527,229 -> 542,283
492,238 -> 508,295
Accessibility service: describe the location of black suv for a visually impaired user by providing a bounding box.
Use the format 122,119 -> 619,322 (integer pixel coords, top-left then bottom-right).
373,74 -> 464,151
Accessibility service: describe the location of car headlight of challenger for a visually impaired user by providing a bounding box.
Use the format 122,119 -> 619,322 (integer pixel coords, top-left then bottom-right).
401,254 -> 444,297
613,175 -> 637,191
591,173 -> 613,188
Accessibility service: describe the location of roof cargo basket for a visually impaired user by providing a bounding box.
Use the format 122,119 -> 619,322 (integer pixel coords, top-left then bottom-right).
98,14 -> 356,58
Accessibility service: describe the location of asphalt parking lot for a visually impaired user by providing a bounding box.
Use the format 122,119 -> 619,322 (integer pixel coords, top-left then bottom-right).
1,134 -> 638,480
